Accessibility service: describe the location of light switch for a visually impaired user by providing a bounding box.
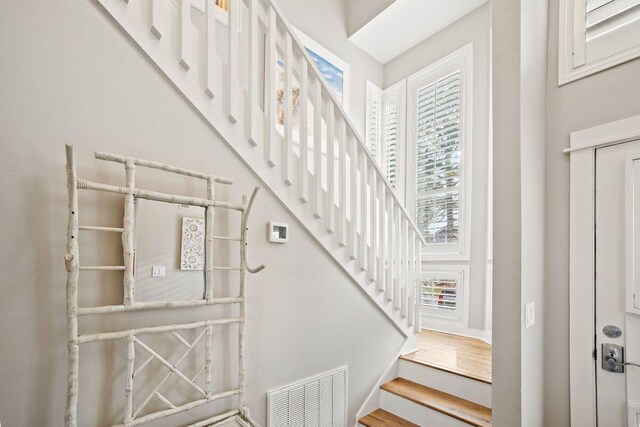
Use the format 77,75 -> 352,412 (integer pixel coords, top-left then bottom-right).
152,265 -> 166,277
525,302 -> 535,328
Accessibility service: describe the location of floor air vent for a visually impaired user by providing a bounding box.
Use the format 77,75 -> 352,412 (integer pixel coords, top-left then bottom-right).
267,366 -> 348,427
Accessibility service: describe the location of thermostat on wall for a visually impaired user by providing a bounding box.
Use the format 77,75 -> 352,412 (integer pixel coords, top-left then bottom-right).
268,222 -> 288,243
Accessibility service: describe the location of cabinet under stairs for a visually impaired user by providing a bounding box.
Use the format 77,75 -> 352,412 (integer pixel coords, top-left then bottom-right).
359,330 -> 492,426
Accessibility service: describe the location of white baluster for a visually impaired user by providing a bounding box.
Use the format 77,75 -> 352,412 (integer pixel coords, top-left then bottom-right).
264,6 -> 277,167
205,0 -> 216,98
312,78 -> 323,219
369,165 -> 377,283
282,33 -> 293,186
378,182 -> 386,293
395,205 -> 402,309
337,119 -> 347,247
178,0 -> 191,70
298,61 -> 309,203
248,0 -> 260,145
415,241 -> 422,332
387,195 -> 394,302
151,0 -> 163,39
326,100 -> 335,234
227,0 -> 239,123
409,230 -> 417,326
349,133 -> 358,260
359,147 -> 368,272
404,218 -> 411,317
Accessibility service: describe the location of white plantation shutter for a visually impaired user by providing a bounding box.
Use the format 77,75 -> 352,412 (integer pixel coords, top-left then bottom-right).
380,81 -> 406,193
562,0 -> 640,82
365,81 -> 382,161
415,71 -> 462,244
578,0 -> 640,65
421,268 -> 466,320
384,100 -> 399,189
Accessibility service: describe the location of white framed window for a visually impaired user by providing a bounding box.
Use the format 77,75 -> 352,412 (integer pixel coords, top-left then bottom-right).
560,0 -> 640,85
365,80 -> 407,195
407,44 -> 473,261
421,265 -> 469,326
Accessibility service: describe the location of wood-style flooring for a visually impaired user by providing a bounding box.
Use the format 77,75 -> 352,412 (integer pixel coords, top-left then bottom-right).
400,329 -> 492,384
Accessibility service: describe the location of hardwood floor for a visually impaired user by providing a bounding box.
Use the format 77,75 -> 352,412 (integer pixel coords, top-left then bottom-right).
400,329 -> 492,384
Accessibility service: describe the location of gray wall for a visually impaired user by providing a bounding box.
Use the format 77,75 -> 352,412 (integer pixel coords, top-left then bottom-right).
276,0 -> 384,139
383,3 -> 492,335
544,0 -> 640,425
0,0 -> 404,425
345,0 -> 396,37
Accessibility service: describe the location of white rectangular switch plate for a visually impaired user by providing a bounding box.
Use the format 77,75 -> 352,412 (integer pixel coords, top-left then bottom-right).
269,221 -> 289,243
525,302 -> 535,328
152,265 -> 166,277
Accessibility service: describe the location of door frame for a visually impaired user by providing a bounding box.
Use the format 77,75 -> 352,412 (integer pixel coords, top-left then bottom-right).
567,114 -> 640,427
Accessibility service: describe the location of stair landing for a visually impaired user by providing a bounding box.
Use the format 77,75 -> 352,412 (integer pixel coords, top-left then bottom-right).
400,329 -> 492,384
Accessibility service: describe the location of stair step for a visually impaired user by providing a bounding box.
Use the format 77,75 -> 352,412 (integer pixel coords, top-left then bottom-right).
381,378 -> 492,427
399,358 -> 491,408
359,409 -> 419,427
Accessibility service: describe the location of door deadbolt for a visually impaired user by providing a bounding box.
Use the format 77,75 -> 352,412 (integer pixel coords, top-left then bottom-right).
603,343 -> 625,373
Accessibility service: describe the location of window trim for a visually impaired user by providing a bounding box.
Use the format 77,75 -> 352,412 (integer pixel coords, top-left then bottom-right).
420,265 -> 470,328
559,0 -> 640,85
407,43 -> 473,261
381,80 -> 407,199
365,80 -> 383,160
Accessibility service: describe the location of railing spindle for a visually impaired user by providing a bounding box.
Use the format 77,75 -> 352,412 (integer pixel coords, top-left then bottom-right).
248,0 -> 260,144
369,164 -> 377,283
326,100 -> 335,234
395,205 -> 402,309
337,119 -> 347,247
205,0 -> 216,98
227,0 -> 239,123
282,32 -> 293,186
378,182 -> 386,292
178,0 -> 191,70
264,6 -> 277,167
349,133 -> 358,260
298,61 -> 309,203
312,77 -> 323,218
151,0 -> 163,39
387,194 -> 395,302
359,147 -> 368,272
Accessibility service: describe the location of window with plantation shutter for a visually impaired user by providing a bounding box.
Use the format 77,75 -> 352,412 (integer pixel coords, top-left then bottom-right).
560,0 -> 640,84
420,267 -> 467,321
380,81 -> 406,193
365,80 -> 382,161
415,71 -> 461,245
408,44 -> 471,260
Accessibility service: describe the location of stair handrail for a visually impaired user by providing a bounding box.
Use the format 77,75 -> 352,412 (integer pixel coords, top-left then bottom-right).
264,0 -> 427,246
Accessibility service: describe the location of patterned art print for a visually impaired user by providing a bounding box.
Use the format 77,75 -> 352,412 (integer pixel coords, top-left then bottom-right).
180,217 -> 205,270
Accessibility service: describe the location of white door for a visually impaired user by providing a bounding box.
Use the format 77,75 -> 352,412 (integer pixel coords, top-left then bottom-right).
596,141 -> 640,427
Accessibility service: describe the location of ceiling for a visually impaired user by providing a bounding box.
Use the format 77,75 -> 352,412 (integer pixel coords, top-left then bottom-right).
348,0 -> 489,64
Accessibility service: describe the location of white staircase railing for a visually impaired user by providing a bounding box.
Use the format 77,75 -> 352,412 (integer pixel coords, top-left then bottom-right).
92,0 -> 424,335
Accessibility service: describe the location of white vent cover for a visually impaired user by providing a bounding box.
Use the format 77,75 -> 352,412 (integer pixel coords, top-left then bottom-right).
267,366 -> 348,427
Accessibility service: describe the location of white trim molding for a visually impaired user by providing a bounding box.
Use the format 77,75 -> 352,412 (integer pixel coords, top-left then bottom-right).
567,113 -> 640,427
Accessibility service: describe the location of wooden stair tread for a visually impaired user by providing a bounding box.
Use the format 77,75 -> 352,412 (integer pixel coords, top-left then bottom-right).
381,378 -> 492,427
359,409 -> 419,427
400,330 -> 492,384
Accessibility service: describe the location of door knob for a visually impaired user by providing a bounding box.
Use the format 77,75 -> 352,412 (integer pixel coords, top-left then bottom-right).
602,343 -> 640,373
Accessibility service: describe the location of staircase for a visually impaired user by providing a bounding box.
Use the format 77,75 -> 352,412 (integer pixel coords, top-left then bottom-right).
359,331 -> 493,426
90,0 -> 424,341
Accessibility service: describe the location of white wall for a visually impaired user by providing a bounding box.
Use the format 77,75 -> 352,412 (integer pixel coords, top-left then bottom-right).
275,0 -> 384,139
0,0 -> 405,425
382,3 -> 492,335
544,1 -> 640,425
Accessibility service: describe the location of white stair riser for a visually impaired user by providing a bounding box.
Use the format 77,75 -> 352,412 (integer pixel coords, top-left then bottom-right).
399,359 -> 492,408
380,390 -> 469,426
